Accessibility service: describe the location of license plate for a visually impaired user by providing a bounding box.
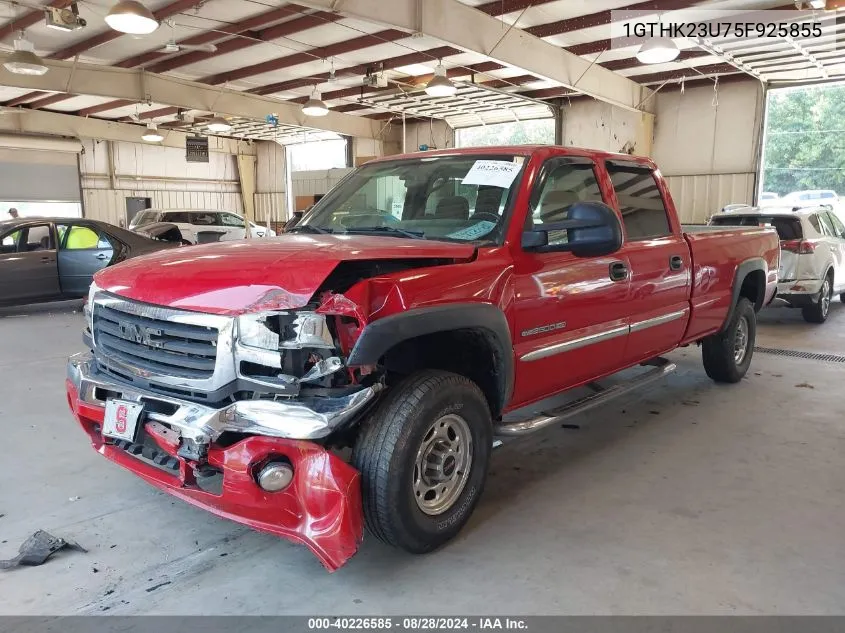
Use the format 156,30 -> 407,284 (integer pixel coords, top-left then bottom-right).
102,399 -> 144,442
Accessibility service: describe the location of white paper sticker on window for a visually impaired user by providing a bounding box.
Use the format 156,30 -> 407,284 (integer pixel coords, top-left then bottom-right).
446,220 -> 497,240
461,160 -> 521,189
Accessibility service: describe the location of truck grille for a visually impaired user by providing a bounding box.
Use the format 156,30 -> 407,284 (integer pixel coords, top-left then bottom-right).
93,303 -> 219,380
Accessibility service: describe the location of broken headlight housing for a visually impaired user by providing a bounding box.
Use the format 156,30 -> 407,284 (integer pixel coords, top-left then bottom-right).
235,311 -> 344,390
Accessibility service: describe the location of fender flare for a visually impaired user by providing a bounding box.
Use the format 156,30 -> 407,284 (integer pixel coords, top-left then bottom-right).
346,303 -> 514,413
722,257 -> 766,331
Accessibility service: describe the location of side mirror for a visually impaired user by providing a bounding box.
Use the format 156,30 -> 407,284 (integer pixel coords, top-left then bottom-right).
522,201 -> 623,257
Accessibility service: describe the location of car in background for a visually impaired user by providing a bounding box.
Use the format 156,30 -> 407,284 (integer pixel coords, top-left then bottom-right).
0,217 -> 179,306
759,192 -> 780,206
128,209 -> 276,243
781,190 -> 843,216
710,205 -> 845,323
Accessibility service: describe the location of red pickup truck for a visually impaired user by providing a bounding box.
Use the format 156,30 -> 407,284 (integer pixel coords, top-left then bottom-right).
66,146 -> 779,571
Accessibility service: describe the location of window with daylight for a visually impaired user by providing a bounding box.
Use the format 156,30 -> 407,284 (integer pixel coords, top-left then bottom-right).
287,138 -> 349,171
455,119 -> 555,148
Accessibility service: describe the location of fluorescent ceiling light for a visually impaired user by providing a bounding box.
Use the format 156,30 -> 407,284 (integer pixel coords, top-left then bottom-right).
206,115 -> 232,132
395,63 -> 434,76
105,1 -> 159,35
3,34 -> 48,76
302,90 -> 329,117
425,63 -> 457,97
636,37 -> 680,64
141,123 -> 163,142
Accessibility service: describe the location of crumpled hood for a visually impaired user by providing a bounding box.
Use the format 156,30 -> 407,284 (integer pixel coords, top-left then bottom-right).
94,234 -> 476,315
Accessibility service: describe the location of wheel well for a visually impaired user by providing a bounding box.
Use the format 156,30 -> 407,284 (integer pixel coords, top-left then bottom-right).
381,328 -> 506,418
739,269 -> 766,312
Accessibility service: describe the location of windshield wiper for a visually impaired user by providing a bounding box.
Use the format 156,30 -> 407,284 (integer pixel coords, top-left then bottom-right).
342,226 -> 425,240
288,225 -> 333,234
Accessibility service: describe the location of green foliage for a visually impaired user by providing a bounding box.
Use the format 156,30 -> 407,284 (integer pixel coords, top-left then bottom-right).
762,84 -> 845,196
455,119 -> 555,147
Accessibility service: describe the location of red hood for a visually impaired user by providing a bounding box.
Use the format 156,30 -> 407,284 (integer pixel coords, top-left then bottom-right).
94,234 -> 475,315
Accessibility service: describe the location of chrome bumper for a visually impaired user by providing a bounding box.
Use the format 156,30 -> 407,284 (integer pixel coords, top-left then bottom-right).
67,352 -> 381,443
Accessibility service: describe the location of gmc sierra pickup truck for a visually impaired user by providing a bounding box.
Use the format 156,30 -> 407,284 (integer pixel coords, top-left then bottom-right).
66,146 -> 779,571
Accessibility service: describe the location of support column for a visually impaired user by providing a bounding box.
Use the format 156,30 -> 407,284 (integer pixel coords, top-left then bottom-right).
236,153 -> 257,239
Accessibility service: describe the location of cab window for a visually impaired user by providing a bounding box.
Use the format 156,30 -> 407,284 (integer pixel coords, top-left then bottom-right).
606,162 -> 672,240
190,213 -> 218,226
527,158 -> 604,246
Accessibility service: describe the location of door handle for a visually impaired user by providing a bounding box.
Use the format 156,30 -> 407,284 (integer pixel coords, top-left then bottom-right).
609,261 -> 628,282
669,255 -> 684,270
95,253 -> 110,261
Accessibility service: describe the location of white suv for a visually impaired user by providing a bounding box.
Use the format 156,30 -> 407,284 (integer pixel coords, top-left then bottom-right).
710,205 -> 845,323
128,209 -> 275,244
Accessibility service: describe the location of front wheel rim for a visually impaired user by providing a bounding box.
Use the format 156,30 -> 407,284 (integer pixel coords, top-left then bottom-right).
734,316 -> 749,365
413,414 -> 474,516
821,279 -> 831,316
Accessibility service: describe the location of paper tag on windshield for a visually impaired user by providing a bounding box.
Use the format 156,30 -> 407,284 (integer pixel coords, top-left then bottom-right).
461,160 -> 521,188
446,220 -> 497,240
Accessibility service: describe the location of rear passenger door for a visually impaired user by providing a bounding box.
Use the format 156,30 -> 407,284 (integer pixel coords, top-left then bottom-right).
605,161 -> 691,365
56,223 -> 116,296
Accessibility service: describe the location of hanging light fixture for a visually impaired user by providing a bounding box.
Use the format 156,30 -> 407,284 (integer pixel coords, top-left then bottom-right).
301,88 -> 329,117
105,1 -> 159,35
635,37 -> 680,64
3,32 -> 48,76
425,63 -> 457,97
141,123 -> 163,142
206,115 -> 232,132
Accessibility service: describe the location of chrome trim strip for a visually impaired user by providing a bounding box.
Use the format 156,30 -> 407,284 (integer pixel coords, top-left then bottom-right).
520,309 -> 688,362
629,310 -> 687,333
521,325 -> 628,362
68,352 -> 381,441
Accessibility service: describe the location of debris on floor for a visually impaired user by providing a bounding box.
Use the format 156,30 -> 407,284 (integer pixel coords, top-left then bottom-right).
0,530 -> 87,570
68,496 -> 81,502
795,382 -> 815,389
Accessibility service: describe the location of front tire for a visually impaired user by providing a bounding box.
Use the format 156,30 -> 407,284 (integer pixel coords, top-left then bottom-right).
702,297 -> 756,383
803,276 -> 832,323
352,370 -> 492,554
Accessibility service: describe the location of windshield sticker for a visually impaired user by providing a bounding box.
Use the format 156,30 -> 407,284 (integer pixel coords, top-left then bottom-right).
461,160 -> 521,188
446,220 -> 497,240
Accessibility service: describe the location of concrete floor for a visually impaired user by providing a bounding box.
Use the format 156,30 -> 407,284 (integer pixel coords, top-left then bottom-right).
0,300 -> 843,615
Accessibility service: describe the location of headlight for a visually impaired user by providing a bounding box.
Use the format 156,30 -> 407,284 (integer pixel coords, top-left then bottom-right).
237,313 -> 281,351
84,281 -> 99,335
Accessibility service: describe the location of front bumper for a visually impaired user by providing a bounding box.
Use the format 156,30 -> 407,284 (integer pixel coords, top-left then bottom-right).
66,352 -> 364,571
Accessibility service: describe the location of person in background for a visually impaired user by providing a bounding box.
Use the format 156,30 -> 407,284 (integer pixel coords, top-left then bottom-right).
8,208 -> 19,219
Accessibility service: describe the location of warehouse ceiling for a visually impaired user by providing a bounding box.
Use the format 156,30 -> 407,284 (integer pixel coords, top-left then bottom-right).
0,0 -> 843,142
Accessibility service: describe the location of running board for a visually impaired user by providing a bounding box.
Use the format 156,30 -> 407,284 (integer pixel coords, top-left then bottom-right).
494,357 -> 676,438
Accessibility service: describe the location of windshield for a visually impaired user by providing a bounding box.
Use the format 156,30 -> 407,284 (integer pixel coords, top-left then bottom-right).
297,154 -> 526,243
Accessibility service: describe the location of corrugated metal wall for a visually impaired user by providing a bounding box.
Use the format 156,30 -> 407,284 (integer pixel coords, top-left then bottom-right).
80,138 -> 252,226
255,142 -> 286,223
653,80 -> 764,223
292,168 -> 353,197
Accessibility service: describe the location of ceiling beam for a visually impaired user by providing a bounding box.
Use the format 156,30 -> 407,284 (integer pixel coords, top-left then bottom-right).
525,0 -> 702,39
475,0 -> 561,15
47,0 -> 202,60
631,63 -> 741,84
293,0 -> 653,112
0,108 -> 259,152
115,5 -> 307,69
0,56 -> 387,139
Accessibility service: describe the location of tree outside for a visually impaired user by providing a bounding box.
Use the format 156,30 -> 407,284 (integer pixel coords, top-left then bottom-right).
761,82 -> 845,197
455,118 -> 555,147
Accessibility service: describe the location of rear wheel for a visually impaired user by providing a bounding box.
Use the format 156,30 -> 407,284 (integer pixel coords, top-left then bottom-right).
702,297 -> 756,383
802,276 -> 832,324
352,370 -> 492,554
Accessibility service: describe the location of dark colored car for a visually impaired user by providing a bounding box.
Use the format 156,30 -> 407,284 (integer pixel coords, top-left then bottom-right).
0,217 -> 179,306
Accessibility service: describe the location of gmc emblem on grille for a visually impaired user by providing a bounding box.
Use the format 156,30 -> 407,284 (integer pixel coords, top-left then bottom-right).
118,322 -> 164,348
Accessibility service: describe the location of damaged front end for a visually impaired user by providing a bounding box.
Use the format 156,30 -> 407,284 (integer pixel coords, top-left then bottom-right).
67,284 -> 380,571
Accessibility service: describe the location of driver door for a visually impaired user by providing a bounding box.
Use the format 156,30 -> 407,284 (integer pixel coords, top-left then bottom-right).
219,212 -> 248,240
510,156 -> 630,407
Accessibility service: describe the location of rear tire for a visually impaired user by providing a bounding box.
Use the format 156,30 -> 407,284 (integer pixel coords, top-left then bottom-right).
352,370 -> 492,554
702,297 -> 756,383
802,276 -> 832,324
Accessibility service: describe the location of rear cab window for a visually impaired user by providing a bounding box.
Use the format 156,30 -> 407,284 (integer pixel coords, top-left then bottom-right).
605,161 -> 672,240
131,210 -> 159,227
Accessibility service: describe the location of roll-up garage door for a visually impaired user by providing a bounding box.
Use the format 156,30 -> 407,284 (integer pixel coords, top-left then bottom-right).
0,135 -> 82,202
